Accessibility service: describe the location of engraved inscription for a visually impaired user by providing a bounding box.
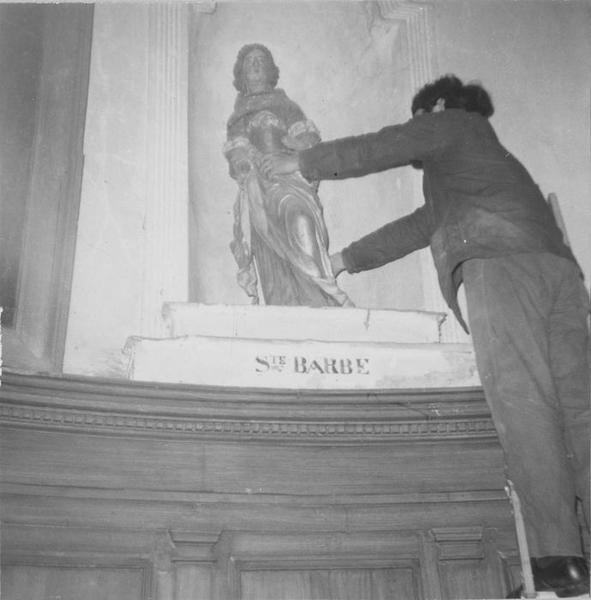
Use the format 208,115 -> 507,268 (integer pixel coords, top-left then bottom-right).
255,355 -> 370,376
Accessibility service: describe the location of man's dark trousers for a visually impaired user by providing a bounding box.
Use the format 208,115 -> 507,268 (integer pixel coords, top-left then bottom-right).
463,252 -> 590,557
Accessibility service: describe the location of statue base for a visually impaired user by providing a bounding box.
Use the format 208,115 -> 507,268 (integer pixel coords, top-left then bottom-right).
125,303 -> 480,390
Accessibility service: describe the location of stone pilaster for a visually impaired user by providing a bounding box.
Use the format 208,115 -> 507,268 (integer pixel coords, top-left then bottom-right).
141,4 -> 190,338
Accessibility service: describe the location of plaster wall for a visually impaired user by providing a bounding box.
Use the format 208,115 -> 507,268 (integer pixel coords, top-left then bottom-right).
64,6 -> 150,376
431,0 -> 591,284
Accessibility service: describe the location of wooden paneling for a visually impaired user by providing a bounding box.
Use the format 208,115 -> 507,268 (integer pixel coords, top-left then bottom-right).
0,429 -> 505,496
241,567 -> 418,600
1,565 -> 149,600
426,527 -> 508,599
175,564 -> 213,600
0,373 -> 520,599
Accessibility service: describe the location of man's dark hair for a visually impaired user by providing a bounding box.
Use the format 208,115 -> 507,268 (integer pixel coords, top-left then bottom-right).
233,43 -> 280,94
411,75 -> 494,117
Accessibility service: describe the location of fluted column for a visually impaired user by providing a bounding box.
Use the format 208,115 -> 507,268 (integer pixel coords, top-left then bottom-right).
141,4 -> 190,338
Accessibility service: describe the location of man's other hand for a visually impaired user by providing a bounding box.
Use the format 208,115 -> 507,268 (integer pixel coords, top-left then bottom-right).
330,252 -> 346,277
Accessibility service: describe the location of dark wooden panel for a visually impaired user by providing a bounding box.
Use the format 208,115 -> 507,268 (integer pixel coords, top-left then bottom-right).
1,566 -> 146,600
439,560 -> 497,600
0,428 -> 505,496
241,567 -> 419,600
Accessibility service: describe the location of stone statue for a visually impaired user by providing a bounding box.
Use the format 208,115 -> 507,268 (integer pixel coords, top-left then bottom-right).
224,44 -> 353,307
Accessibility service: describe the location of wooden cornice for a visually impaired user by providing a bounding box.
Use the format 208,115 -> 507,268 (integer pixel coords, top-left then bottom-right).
0,370 -> 493,443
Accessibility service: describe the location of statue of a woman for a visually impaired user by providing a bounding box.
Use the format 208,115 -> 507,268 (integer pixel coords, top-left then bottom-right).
224,44 -> 353,307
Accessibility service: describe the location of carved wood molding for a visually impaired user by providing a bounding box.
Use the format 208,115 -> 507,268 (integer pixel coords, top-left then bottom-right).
1,482 -> 507,505
430,526 -> 486,560
0,371 -> 494,443
0,402 -> 496,442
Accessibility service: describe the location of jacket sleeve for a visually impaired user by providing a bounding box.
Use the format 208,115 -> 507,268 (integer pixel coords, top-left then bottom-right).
342,204 -> 434,273
298,115 -> 447,181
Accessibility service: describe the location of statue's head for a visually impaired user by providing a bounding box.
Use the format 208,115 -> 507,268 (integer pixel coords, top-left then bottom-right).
233,44 -> 280,94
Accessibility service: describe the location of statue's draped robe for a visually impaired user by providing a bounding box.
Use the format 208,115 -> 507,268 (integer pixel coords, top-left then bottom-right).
224,88 -> 352,307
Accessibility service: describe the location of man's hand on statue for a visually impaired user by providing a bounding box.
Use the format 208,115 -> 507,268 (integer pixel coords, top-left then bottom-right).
260,152 -> 299,179
330,252 -> 346,278
282,134 -> 318,151
281,136 -> 305,151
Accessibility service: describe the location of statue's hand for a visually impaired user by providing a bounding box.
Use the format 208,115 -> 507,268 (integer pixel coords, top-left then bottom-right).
234,159 -> 252,183
227,147 -> 253,183
260,151 -> 299,179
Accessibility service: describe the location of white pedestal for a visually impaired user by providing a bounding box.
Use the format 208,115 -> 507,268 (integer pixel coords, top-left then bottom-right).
125,304 -> 479,390
162,302 -> 445,343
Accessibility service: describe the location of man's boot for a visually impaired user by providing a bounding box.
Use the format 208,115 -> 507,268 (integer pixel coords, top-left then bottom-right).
507,556 -> 589,598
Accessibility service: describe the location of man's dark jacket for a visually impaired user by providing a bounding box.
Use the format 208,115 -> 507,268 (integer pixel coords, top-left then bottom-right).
298,109 -> 576,331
